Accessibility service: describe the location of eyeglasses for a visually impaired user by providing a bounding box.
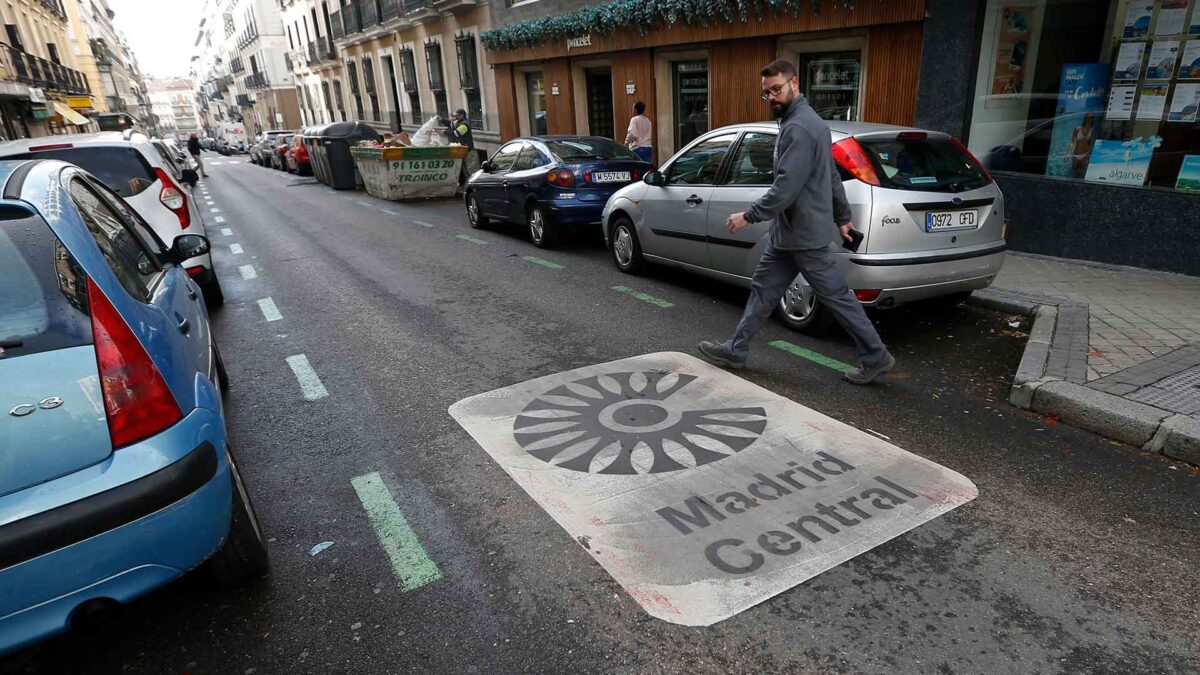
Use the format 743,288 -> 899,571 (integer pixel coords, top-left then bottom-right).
760,83 -> 788,101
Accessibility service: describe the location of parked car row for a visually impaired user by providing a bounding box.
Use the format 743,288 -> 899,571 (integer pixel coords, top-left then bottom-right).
0,131 -> 268,656
464,122 -> 1008,333
247,130 -> 311,175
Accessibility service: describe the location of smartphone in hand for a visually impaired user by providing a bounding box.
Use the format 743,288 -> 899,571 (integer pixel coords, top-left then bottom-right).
842,228 -> 864,252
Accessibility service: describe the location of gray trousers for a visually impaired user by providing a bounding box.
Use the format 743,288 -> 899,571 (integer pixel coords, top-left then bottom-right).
729,242 -> 888,367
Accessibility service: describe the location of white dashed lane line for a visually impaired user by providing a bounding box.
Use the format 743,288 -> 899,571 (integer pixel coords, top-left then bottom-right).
238,264 -> 257,280
230,244 -> 244,254
286,354 -> 329,401
257,297 -> 282,322
221,228 -> 233,236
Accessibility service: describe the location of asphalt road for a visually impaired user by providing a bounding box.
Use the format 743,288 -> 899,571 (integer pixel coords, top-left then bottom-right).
5,154 -> 1198,674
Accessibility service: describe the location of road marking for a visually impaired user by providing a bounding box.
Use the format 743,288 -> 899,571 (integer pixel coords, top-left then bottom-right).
257,297 -> 282,322
768,340 -> 857,373
612,285 -> 673,308
455,234 -> 486,244
357,200 -> 372,207
286,354 -> 329,400
523,256 -> 563,270
380,208 -> 400,216
210,208 -> 221,213
238,264 -> 257,280
205,199 -> 215,205
221,227 -> 233,236
413,220 -> 436,228
230,243 -> 244,254
351,472 -> 442,592
214,216 -> 226,223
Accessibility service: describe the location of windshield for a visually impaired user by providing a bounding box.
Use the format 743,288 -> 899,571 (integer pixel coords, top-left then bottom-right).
856,136 -> 991,192
545,138 -> 638,162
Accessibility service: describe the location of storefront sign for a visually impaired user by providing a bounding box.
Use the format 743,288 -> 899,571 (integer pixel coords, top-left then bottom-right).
1045,63 -> 1107,178
27,87 -> 46,104
449,352 -> 978,626
1084,136 -> 1161,186
1175,155 -> 1200,192
29,105 -> 49,120
67,96 -> 92,109
566,35 -> 591,50
990,5 -> 1034,95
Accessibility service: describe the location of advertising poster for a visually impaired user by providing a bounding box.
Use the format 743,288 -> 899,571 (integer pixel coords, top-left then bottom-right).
1180,40 -> 1200,78
1114,42 -> 1147,80
991,5 -> 1035,94
1085,137 -> 1161,186
1176,155 -> 1200,191
1045,64 -> 1109,178
1146,40 -> 1182,78
1155,0 -> 1190,36
1137,82 -> 1170,118
1107,85 -> 1138,119
1168,82 -> 1200,120
1123,3 -> 1154,38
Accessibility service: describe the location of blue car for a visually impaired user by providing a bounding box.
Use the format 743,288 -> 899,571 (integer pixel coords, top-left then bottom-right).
465,135 -> 653,248
0,159 -> 267,656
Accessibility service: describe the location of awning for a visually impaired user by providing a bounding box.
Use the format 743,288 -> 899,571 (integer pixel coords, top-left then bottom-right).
52,101 -> 90,126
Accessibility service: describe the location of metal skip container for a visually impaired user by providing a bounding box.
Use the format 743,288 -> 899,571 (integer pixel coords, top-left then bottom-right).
349,145 -> 468,200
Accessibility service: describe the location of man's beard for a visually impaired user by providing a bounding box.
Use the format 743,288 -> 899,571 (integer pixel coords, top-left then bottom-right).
770,96 -> 792,119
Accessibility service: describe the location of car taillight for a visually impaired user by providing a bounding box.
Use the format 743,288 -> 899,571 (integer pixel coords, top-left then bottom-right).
547,169 -> 575,187
297,144 -> 308,161
854,289 -> 882,302
88,277 -> 182,449
950,135 -> 993,182
632,169 -> 641,181
29,143 -> 74,151
153,167 -> 190,229
185,265 -> 206,277
831,138 -> 880,186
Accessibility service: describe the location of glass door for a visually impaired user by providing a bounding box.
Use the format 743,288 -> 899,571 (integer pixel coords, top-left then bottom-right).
674,60 -> 709,148
585,68 -> 614,139
800,51 -> 862,121
526,71 -> 547,135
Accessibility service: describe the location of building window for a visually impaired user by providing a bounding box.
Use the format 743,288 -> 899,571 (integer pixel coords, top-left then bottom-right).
526,71 -> 547,135
398,48 -> 423,125
799,51 -> 861,121
425,40 -> 449,121
346,61 -> 364,120
322,81 -> 333,122
455,33 -> 483,130
333,79 -> 346,122
362,57 -> 380,122
967,0 -> 1200,192
47,43 -> 60,64
5,25 -> 23,51
673,61 -> 709,148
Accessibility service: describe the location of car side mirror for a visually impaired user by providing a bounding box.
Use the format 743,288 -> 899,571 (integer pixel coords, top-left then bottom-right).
481,160 -> 495,172
643,170 -> 665,186
181,168 -> 199,186
171,234 -> 210,262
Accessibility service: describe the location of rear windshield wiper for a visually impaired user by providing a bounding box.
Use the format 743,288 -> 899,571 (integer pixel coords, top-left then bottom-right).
0,340 -> 23,357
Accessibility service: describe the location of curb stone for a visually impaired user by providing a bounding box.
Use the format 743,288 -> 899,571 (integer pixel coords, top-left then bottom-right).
968,289 -> 1200,466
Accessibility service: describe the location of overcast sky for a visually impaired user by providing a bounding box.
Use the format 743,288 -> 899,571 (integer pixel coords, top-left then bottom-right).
107,0 -> 204,80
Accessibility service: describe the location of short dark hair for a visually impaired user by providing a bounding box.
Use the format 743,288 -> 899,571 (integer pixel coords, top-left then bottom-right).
634,101 -> 646,115
761,59 -> 797,80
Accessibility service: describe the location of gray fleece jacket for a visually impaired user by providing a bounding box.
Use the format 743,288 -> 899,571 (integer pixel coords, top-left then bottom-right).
744,95 -> 851,250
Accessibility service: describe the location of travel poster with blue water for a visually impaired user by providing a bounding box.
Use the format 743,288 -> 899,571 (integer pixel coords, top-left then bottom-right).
1045,64 -> 1108,178
1176,155 -> 1200,192
1084,137 -> 1161,186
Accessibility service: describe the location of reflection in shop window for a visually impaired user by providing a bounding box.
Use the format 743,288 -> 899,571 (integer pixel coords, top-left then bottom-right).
674,61 -> 709,148
800,52 -> 861,121
968,0 -> 1200,193
526,71 -> 547,136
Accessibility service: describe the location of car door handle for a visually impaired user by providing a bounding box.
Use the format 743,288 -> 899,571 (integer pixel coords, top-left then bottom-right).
686,195 -> 704,205
186,283 -> 197,300
502,181 -> 510,188
177,316 -> 190,335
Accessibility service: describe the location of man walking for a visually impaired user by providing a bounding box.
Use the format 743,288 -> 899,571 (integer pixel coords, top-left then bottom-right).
697,60 -> 894,385
625,101 -> 653,164
187,132 -> 208,178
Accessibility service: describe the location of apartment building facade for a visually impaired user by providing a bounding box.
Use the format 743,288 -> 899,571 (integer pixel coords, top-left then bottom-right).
0,0 -> 96,137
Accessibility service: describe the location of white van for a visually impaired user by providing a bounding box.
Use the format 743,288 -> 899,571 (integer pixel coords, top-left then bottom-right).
217,122 -> 247,155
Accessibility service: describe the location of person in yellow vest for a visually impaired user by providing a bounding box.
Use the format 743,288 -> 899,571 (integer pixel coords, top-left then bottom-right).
446,108 -> 479,185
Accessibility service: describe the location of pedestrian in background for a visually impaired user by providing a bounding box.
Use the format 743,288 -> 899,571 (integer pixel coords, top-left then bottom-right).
625,101 -> 653,164
447,108 -> 479,185
187,132 -> 208,178
697,59 -> 895,385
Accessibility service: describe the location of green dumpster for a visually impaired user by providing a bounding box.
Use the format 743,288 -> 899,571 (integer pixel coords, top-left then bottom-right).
349,145 -> 468,200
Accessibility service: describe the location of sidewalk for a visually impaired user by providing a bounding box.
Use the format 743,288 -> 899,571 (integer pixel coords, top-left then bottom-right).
969,252 -> 1200,466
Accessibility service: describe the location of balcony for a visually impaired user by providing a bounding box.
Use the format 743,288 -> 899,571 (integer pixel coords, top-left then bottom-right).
380,0 -> 401,22
235,94 -> 254,107
230,57 -> 245,74
359,0 -> 378,27
243,71 -> 268,90
40,0 -> 67,20
404,0 -> 439,22
237,24 -> 261,50
342,3 -> 362,34
330,10 -> 344,39
2,45 -> 92,95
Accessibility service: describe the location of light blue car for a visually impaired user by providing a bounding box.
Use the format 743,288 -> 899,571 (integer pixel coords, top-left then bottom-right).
0,159 -> 267,656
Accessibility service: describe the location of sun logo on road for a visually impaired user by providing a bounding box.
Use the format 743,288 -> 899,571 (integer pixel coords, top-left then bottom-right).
512,371 -> 767,475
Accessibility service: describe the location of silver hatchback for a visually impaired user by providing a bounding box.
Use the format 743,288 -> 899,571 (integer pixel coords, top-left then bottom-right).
601,122 -> 1007,332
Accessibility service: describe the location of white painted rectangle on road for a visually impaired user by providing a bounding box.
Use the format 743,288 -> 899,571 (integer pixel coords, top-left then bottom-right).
449,352 -> 977,626
238,264 -> 257,280
257,297 -> 282,321
210,208 -> 221,213
221,228 -> 233,236
230,243 -> 244,254
286,354 -> 329,400
214,216 -> 226,224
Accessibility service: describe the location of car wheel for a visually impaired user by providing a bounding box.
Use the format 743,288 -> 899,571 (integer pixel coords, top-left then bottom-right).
610,216 -> 645,274
201,275 -> 225,308
527,204 -> 554,248
774,272 -> 835,334
208,446 -> 269,585
466,192 -> 489,229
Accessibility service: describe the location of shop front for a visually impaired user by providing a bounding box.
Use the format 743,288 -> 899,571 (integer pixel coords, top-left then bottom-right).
484,0 -> 926,162
956,0 -> 1200,275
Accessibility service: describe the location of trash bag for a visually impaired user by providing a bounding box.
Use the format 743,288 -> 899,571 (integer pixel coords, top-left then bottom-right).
411,115 -> 445,147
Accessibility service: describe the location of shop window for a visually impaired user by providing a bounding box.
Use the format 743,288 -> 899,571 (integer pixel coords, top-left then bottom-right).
674,61 -> 709,148
968,0 -> 1200,193
526,71 -> 547,135
799,51 -> 861,121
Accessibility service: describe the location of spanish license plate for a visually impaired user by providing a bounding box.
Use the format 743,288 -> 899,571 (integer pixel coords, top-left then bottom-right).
925,210 -> 977,232
594,171 -> 631,183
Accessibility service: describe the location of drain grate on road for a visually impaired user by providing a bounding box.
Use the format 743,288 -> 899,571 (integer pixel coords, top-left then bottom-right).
1128,366 -> 1200,414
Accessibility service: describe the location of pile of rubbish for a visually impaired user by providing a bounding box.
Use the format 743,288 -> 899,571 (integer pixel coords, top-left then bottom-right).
356,116 -> 463,149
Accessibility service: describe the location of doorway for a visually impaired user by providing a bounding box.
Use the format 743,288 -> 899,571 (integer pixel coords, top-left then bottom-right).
383,54 -> 402,131
585,68 -> 614,140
